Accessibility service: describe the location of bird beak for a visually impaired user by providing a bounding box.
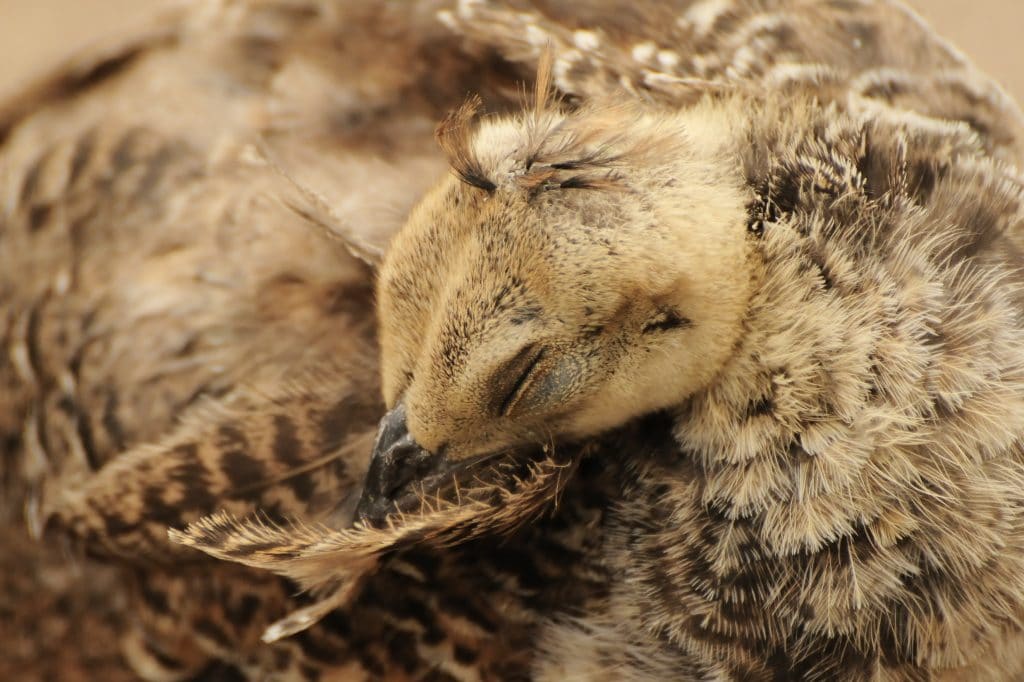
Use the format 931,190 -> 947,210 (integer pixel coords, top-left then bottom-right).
355,402 -> 449,527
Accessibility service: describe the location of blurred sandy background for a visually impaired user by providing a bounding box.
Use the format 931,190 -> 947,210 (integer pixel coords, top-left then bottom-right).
0,1 -> 1021,105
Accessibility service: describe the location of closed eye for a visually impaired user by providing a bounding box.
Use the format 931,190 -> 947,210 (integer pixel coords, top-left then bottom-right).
493,344 -> 546,417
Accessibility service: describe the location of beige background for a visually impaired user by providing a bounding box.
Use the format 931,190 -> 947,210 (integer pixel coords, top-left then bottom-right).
0,1 -> 1021,105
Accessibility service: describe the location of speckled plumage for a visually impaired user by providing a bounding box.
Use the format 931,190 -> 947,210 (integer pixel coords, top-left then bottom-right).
3,1 -> 1024,680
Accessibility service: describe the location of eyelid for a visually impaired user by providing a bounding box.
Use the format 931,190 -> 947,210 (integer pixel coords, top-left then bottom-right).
494,344 -> 546,417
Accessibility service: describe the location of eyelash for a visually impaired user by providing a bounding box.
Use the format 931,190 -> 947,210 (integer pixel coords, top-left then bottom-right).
498,346 -> 546,416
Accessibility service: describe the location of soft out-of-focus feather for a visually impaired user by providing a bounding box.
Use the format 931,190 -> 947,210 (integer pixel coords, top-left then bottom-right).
47,360 -> 381,563
441,0 -> 1024,164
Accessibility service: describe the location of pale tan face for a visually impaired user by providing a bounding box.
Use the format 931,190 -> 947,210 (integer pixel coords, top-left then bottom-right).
354,103 -> 754,525
381,182 -> 664,460
376,108 -> 754,463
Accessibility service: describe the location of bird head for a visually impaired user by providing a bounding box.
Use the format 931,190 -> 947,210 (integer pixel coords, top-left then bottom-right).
357,74 -> 754,525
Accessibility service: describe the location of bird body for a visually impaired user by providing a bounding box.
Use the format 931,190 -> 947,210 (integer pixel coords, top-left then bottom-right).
357,75 -> 1024,680
3,0 -> 1024,679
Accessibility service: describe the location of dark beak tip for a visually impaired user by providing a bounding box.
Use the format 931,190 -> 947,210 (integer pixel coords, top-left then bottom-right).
354,496 -> 391,528
355,403 -> 449,527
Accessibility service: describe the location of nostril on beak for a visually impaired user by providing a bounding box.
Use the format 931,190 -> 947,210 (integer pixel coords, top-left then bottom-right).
355,402 -> 449,526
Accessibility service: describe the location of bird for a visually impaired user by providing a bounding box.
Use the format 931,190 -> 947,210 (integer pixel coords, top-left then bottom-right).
3,0 -> 1024,680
